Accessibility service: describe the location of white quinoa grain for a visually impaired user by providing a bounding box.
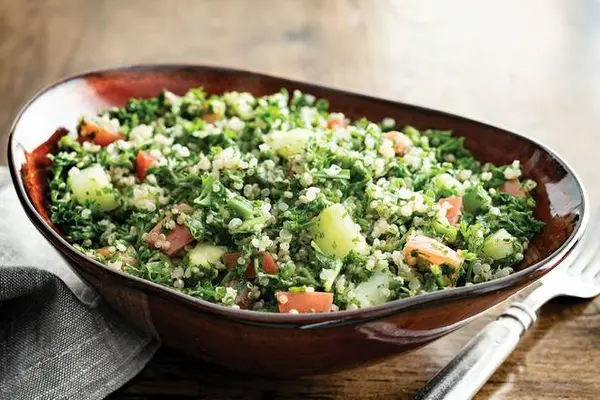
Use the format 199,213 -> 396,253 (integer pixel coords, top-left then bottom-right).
173,279 -> 185,289
277,294 -> 289,304
279,229 -> 292,240
228,218 -> 243,230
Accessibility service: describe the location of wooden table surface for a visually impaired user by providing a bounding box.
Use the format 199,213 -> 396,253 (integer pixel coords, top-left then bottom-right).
2,0 -> 599,398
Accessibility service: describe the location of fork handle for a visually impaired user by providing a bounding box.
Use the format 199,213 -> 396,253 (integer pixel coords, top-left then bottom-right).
412,303 -> 537,400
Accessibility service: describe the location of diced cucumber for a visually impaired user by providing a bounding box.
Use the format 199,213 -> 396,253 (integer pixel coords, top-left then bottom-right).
353,270 -> 391,308
188,243 -> 227,268
463,185 -> 492,213
310,203 -> 368,258
267,128 -> 314,157
68,165 -> 118,211
483,229 -> 518,260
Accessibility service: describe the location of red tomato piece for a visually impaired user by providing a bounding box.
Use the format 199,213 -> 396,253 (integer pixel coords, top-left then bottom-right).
439,196 -> 463,225
223,252 -> 255,278
145,204 -> 195,256
222,252 -> 241,270
79,119 -> 124,146
327,113 -> 347,129
384,131 -> 413,156
202,112 -> 221,123
261,253 -> 279,274
500,179 -> 526,199
136,151 -> 159,181
276,291 -> 334,313
164,225 -> 195,256
222,252 -> 278,278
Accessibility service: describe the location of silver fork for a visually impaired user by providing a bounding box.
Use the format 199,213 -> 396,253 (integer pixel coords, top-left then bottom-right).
413,217 -> 599,400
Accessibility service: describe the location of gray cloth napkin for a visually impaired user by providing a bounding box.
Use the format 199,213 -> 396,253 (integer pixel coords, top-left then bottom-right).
0,167 -> 159,400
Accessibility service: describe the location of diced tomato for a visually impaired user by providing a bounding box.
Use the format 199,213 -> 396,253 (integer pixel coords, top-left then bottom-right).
243,264 -> 256,279
403,235 -> 462,269
222,252 -> 241,270
164,225 -> 195,256
202,113 -> 221,123
439,196 -> 463,225
136,151 -> 159,181
145,223 -> 194,256
327,113 -> 347,129
276,291 -> 334,313
262,253 -> 279,274
79,119 -> 124,146
223,252 -> 256,279
222,252 -> 278,278
500,179 -> 526,199
384,131 -> 413,156
145,204 -> 195,256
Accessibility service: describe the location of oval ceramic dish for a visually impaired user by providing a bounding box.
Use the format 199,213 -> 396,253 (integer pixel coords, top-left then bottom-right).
7,65 -> 588,376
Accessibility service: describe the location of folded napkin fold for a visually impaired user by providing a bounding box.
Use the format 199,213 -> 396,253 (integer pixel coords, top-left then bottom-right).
0,167 -> 159,400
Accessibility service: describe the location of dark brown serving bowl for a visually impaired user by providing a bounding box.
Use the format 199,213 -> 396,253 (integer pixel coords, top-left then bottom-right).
7,65 -> 588,376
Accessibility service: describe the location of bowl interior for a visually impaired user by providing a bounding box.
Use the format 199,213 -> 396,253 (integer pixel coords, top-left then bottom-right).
8,65 -> 587,322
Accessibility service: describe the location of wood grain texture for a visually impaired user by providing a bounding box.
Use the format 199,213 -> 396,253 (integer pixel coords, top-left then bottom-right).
1,0 -> 599,398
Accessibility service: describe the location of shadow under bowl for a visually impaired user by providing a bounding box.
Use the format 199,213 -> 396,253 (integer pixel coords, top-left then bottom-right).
7,64 -> 588,376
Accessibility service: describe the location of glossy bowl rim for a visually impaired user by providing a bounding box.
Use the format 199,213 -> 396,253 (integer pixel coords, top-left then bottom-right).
7,63 -> 590,328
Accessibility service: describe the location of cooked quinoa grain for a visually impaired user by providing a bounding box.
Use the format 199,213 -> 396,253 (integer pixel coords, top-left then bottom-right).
47,88 -> 543,313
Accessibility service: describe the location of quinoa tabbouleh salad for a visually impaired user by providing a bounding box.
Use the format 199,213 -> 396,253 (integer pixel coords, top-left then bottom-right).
46,88 -> 543,313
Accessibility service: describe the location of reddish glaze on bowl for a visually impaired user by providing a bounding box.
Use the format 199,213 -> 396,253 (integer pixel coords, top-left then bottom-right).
7,65 -> 588,376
